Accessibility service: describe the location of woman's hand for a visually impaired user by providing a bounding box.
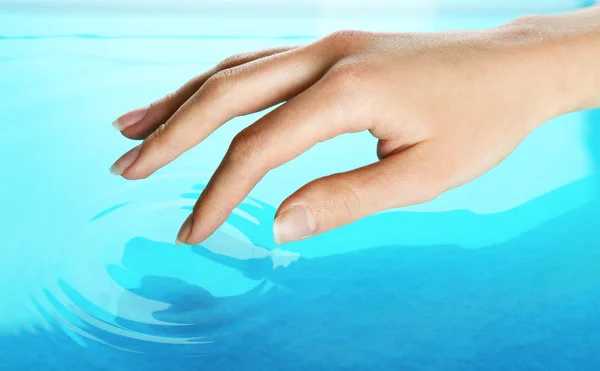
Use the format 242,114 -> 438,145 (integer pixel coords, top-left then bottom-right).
110,8 -> 600,245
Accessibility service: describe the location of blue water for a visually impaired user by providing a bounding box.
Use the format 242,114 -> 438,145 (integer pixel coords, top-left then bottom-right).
1,5 -> 600,371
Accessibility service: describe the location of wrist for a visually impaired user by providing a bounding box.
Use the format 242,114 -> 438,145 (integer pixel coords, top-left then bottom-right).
497,9 -> 600,119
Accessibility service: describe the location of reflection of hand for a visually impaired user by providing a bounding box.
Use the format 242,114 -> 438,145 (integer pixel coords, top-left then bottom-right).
110,8 -> 600,245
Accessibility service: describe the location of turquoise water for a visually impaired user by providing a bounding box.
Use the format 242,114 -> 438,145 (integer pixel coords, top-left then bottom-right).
1,7 -> 600,370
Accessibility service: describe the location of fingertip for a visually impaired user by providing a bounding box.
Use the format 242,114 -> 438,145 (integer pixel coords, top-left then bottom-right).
109,163 -> 122,176
109,144 -> 142,178
112,105 -> 150,132
118,144 -> 163,180
273,204 -> 316,244
176,213 -> 194,245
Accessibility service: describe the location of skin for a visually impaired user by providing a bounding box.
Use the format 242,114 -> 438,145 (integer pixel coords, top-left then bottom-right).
110,7 -> 600,245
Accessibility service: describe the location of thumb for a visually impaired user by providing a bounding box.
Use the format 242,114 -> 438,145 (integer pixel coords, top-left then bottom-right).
273,145 -> 445,244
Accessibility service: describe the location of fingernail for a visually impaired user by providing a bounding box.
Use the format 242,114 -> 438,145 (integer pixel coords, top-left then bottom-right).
112,105 -> 150,131
273,205 -> 316,244
176,213 -> 194,245
109,145 -> 142,176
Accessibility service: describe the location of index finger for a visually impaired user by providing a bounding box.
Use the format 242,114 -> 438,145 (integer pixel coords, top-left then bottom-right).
178,69 -> 376,245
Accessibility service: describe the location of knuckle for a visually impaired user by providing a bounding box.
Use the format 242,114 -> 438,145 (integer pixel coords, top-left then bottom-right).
204,68 -> 235,94
324,30 -> 354,46
228,128 -> 259,163
310,178 -> 362,220
322,30 -> 367,56
143,121 -> 180,157
336,184 -> 362,219
145,122 -> 168,148
217,53 -> 246,70
217,67 -> 238,81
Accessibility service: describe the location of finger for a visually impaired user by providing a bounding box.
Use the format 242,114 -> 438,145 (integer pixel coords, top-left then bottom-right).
115,43 -> 336,179
273,144 -> 447,244
177,69 -> 383,245
113,46 -> 297,140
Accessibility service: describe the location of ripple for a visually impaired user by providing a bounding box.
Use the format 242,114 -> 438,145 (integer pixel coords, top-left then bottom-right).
29,174 -> 300,355
90,202 -> 129,222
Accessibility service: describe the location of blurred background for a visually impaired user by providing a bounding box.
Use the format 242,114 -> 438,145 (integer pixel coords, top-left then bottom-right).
0,0 -> 597,13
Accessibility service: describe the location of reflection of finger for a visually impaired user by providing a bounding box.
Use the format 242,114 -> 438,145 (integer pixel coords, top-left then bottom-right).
115,44 -> 335,180
274,144 -> 447,244
179,70 -> 376,245
114,46 -> 296,139
204,230 -> 271,260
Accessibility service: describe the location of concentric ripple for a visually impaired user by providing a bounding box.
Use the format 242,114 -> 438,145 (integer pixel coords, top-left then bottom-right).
28,173 -> 300,355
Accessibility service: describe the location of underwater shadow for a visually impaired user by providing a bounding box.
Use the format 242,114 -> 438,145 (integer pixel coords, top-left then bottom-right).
106,237 -> 271,338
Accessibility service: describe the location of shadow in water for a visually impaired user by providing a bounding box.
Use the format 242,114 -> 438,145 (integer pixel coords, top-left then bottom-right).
2,179 -> 600,370
106,237 -> 271,341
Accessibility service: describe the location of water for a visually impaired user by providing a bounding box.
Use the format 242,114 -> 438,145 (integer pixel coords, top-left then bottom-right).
1,6 -> 600,371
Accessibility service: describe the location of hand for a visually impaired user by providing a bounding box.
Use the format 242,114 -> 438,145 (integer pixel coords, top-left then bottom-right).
110,11 -> 600,245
